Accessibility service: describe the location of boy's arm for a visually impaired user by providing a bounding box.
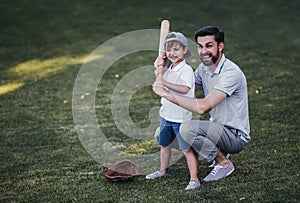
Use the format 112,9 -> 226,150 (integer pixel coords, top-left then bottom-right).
162,80 -> 190,94
154,56 -> 192,94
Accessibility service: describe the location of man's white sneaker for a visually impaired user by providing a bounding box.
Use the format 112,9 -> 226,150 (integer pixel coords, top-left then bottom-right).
204,161 -> 234,182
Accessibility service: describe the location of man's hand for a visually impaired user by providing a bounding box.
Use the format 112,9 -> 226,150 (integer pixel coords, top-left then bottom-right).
152,80 -> 168,98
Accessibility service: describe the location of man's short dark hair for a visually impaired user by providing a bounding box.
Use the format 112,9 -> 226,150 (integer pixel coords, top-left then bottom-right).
194,26 -> 224,44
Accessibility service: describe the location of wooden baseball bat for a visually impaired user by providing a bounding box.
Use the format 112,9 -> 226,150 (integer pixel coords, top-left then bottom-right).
158,20 -> 170,58
156,20 -> 170,79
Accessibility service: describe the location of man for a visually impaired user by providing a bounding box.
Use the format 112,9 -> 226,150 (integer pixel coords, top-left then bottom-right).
152,26 -> 250,190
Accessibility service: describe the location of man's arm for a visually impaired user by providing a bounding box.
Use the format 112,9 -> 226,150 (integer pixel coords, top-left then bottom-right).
153,80 -> 226,115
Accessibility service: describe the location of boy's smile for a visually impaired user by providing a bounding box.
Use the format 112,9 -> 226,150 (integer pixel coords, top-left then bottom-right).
165,42 -> 187,66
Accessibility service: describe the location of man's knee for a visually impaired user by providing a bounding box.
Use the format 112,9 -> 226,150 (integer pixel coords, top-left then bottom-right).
179,121 -> 198,147
179,121 -> 197,139
179,121 -> 194,137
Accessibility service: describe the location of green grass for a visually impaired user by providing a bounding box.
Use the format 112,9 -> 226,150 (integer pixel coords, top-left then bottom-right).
1,0 -> 299,202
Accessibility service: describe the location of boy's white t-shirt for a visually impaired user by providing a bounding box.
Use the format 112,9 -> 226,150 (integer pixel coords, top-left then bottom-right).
160,60 -> 195,123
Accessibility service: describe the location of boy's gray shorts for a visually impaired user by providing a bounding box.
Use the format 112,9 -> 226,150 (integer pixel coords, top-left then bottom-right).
179,120 -> 248,162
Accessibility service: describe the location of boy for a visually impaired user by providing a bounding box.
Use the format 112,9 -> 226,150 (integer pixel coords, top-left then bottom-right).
145,32 -> 195,180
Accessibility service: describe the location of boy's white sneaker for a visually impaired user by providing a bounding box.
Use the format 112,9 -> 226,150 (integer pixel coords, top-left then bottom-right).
185,180 -> 201,190
145,171 -> 170,179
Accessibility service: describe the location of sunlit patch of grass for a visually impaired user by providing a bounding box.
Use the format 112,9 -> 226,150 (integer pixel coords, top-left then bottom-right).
125,139 -> 159,154
0,54 -> 101,95
8,56 -> 85,80
0,81 -> 24,95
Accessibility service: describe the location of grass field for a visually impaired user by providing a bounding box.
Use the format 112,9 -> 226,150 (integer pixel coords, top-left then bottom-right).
1,0 -> 299,202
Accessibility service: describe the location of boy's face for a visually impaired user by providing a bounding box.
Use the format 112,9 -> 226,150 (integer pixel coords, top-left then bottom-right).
165,42 -> 188,65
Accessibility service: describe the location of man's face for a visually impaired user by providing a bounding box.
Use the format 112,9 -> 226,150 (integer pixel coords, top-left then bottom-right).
196,35 -> 223,66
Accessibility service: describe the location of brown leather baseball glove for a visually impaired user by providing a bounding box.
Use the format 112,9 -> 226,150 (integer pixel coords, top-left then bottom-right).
105,160 -> 139,182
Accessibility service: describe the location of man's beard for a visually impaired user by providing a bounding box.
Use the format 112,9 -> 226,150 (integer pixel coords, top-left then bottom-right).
201,49 -> 219,66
